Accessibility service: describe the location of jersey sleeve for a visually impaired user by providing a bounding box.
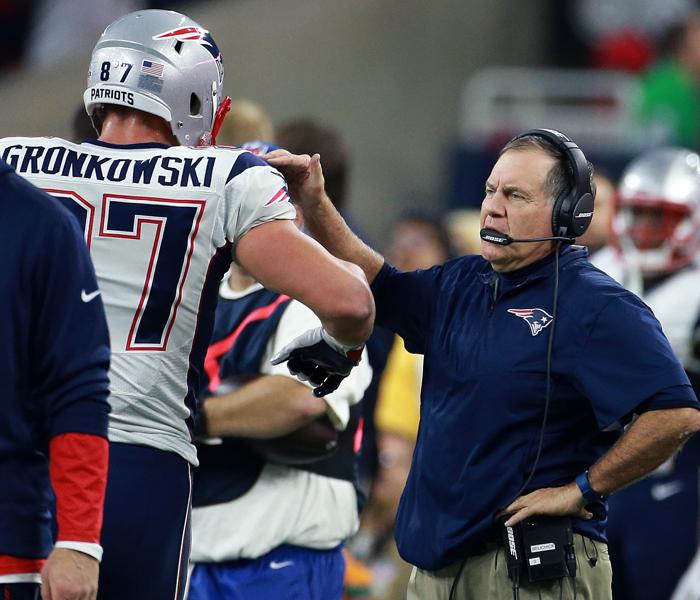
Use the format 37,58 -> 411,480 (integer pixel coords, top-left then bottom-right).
370,262 -> 441,354
261,300 -> 372,430
31,207 -> 111,439
223,152 -> 296,246
574,291 -> 699,429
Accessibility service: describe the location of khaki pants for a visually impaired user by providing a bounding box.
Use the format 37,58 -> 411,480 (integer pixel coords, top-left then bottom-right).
407,534 -> 612,600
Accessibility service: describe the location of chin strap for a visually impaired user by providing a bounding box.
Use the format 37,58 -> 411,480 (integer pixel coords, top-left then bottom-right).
198,95 -> 231,146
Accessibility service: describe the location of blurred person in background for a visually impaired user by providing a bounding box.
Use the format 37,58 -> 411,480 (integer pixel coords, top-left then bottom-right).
275,116 -> 396,489
444,209 -> 482,257
267,129 -> 700,600
216,98 -> 275,147
638,12 -> 700,149
591,147 -> 700,600
349,213 -> 452,600
578,172 -> 615,258
0,9 -> 374,599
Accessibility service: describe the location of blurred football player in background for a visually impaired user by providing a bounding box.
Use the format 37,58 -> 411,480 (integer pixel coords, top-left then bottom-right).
591,147 -> 700,600
0,9 -> 374,600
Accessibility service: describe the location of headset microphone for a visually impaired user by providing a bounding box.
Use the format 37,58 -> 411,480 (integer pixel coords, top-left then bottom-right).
480,228 -> 574,246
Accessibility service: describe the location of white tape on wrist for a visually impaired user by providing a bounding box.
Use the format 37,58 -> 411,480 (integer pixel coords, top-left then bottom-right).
54,541 -> 103,562
320,328 -> 361,355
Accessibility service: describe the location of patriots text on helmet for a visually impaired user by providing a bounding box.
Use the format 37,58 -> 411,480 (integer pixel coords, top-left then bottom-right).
90,87 -> 135,106
2,144 -> 217,188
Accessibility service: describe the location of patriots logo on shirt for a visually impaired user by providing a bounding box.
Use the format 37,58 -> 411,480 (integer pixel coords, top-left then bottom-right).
507,308 -> 554,337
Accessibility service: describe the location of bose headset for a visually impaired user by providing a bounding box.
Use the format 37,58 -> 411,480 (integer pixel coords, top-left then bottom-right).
480,128 -> 595,245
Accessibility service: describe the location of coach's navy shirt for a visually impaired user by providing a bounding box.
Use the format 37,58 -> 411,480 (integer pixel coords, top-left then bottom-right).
371,246 -> 698,571
0,160 -> 111,558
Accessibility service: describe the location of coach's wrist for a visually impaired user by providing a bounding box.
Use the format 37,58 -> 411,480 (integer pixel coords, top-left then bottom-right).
575,470 -> 606,505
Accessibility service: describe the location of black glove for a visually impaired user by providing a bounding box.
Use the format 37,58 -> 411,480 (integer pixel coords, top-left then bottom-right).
270,328 -> 364,397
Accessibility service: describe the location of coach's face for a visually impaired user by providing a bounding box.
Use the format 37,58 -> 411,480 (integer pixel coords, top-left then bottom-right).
480,148 -> 556,272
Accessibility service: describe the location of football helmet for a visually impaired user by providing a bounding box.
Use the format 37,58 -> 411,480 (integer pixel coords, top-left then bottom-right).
84,9 -> 225,145
615,147 -> 700,274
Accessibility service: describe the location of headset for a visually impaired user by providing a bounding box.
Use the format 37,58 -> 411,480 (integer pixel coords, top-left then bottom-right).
480,128 -> 595,245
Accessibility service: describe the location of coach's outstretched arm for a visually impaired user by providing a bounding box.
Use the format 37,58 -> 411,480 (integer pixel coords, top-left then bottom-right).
265,151 -> 385,284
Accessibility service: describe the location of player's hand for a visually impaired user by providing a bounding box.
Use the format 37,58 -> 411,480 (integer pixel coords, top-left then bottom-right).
264,150 -> 326,207
498,482 -> 593,527
41,548 -> 99,600
270,327 -> 363,397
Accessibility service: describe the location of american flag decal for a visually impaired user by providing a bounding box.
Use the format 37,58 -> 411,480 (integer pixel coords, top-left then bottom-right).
141,60 -> 165,78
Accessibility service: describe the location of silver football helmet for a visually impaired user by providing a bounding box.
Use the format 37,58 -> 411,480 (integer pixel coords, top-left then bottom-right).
615,147 -> 700,274
84,9 -> 225,146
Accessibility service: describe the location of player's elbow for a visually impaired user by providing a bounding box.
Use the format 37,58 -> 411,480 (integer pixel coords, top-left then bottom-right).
680,407 -> 700,437
333,276 -> 375,335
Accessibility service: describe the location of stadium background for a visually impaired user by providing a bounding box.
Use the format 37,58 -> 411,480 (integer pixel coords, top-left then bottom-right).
0,0 -> 666,241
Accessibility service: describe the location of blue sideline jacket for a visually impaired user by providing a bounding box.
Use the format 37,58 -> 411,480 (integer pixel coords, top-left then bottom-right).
371,245 -> 699,571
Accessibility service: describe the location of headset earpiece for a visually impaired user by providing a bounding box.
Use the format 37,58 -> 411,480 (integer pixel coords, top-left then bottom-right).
510,128 -> 595,241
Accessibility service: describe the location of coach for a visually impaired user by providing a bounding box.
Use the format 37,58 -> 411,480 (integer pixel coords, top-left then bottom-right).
267,129 -> 700,600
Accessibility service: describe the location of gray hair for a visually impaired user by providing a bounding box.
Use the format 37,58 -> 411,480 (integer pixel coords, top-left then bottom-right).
499,135 -> 595,203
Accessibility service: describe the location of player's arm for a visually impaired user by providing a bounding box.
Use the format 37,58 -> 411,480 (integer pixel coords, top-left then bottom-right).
202,375 -> 327,438
237,220 -> 373,347
264,150 -> 384,284
30,205 -> 111,600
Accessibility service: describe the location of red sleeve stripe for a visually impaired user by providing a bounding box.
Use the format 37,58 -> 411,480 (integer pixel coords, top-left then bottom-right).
203,294 -> 290,392
264,186 -> 289,206
0,555 -> 45,576
50,432 -> 109,543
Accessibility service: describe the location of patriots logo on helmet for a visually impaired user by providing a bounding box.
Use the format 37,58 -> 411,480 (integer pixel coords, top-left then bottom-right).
152,26 -> 209,42
153,27 -> 224,84
507,308 -> 554,337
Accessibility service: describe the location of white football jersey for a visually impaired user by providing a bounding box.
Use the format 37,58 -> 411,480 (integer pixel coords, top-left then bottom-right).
592,246 -> 700,372
0,137 -> 295,464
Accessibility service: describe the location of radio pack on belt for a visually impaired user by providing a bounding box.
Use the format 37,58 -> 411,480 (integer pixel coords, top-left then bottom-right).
501,516 -> 577,589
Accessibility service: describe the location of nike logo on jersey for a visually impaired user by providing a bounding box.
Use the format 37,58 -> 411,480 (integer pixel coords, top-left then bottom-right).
650,480 -> 684,502
81,289 -> 101,303
269,560 -> 294,570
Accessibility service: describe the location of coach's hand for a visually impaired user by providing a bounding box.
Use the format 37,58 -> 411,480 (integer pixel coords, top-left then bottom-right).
41,548 -> 98,600
499,482 -> 593,527
271,327 -> 363,397
264,149 -> 326,208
